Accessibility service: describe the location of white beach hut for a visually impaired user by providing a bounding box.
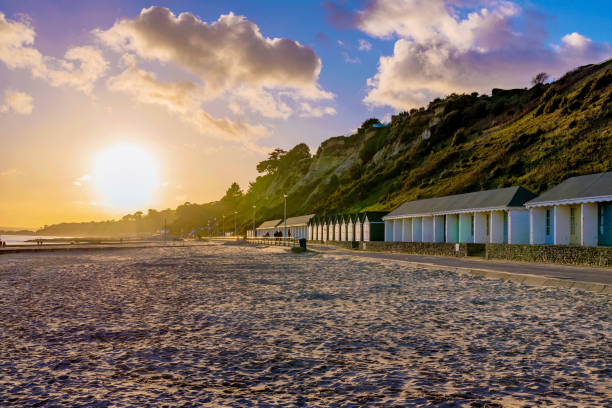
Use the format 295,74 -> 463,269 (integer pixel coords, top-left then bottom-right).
256,219 -> 281,237
347,214 -> 356,241
383,187 -> 536,244
525,172 -> 612,246
281,214 -> 315,239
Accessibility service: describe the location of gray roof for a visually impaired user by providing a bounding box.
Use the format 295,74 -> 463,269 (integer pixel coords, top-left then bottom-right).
257,219 -> 281,229
282,214 -> 315,227
526,172 -> 612,206
385,187 -> 535,219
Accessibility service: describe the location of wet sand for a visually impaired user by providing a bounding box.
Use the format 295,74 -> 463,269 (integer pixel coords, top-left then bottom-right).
0,243 -> 609,407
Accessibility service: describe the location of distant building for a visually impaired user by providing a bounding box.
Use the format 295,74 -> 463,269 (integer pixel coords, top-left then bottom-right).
280,214 -> 315,239
255,219 -> 281,237
383,187 -> 536,244
525,172 -> 612,246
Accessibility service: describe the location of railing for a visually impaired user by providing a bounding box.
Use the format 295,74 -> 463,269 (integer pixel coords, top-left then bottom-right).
246,237 -> 301,247
208,235 -> 243,241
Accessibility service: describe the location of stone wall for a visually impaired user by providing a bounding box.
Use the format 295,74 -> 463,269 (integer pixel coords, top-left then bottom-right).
486,244 -> 612,267
359,241 -> 470,257
308,240 -> 358,250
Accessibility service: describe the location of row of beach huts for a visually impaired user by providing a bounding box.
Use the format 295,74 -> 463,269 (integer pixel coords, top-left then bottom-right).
252,171 -> 612,247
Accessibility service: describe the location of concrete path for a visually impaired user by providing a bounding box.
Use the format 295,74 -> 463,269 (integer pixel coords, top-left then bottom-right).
310,246 -> 612,294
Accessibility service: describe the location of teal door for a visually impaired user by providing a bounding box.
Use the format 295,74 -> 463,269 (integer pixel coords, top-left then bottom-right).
503,212 -> 508,244
544,208 -> 554,245
598,203 -> 612,246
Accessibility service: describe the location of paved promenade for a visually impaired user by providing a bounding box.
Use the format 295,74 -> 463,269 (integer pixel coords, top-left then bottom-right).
310,245 -> 612,293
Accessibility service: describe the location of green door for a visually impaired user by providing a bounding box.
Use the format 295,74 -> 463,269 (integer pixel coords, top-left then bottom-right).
598,203 -> 612,246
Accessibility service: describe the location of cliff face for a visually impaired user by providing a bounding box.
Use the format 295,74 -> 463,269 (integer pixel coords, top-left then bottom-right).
249,60 -> 612,219
37,60 -> 612,235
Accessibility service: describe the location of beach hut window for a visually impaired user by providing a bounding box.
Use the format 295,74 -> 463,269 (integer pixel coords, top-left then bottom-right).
546,210 -> 551,235
570,208 -> 576,235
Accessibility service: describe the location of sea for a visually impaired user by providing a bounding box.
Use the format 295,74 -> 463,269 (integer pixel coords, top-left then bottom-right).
0,234 -> 73,245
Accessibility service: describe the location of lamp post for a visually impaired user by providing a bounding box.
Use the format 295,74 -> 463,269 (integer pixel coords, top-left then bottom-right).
222,215 -> 225,237
234,211 -> 237,237
252,205 -> 256,238
283,193 -> 288,237
214,217 -> 217,237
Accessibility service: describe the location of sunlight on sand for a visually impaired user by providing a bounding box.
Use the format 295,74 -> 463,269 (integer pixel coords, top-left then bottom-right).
0,243 -> 609,406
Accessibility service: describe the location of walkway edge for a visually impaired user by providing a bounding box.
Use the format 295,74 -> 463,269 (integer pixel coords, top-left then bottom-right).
322,253 -> 611,295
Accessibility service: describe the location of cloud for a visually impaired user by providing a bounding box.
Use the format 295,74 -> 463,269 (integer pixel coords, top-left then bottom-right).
106,58 -> 268,145
0,12 -> 107,94
299,102 -> 337,118
73,174 -> 92,187
0,168 -> 19,176
326,0 -> 612,109
342,52 -> 360,64
358,39 -> 372,51
95,7 -> 332,100
46,46 -> 108,94
96,6 -> 336,131
0,90 -> 33,114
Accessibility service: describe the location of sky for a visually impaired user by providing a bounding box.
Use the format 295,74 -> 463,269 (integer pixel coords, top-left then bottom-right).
0,0 -> 611,229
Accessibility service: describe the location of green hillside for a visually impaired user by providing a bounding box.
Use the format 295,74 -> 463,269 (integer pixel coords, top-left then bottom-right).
38,60 -> 612,236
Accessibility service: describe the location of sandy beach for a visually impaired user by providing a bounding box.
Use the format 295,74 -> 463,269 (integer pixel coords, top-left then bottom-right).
0,242 -> 609,407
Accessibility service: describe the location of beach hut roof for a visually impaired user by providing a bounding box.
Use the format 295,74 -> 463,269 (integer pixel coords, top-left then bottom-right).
282,214 -> 315,227
361,211 -> 388,222
257,219 -> 281,229
383,187 -> 535,219
308,215 -> 321,225
526,172 -> 612,207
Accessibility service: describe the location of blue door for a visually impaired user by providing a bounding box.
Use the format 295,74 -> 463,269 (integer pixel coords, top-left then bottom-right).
598,203 -> 612,246
544,208 -> 554,245
503,212 -> 508,244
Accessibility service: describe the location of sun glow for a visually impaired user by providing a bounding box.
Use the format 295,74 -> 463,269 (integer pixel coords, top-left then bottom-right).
93,144 -> 159,210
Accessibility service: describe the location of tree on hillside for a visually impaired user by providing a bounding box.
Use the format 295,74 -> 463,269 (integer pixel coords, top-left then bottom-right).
532,72 -> 550,86
222,182 -> 243,204
256,148 -> 287,174
359,118 -> 381,132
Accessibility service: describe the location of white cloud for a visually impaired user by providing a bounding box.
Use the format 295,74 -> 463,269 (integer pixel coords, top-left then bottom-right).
300,102 -> 337,118
47,46 -> 108,94
0,168 -> 19,176
73,174 -> 92,186
358,39 -> 372,51
106,58 -> 268,145
357,0 -> 612,109
342,52 -> 360,64
95,6 -> 336,132
0,12 -> 107,94
95,7 -> 333,100
0,90 -> 33,114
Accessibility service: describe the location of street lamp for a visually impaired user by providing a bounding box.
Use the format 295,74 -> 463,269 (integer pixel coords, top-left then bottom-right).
252,204 -> 256,238
222,215 -> 225,237
283,193 -> 288,237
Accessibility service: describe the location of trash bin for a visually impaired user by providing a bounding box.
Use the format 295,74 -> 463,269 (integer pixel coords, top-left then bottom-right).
299,238 -> 307,249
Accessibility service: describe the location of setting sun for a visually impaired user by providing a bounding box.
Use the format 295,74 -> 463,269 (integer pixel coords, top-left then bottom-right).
93,144 -> 159,211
